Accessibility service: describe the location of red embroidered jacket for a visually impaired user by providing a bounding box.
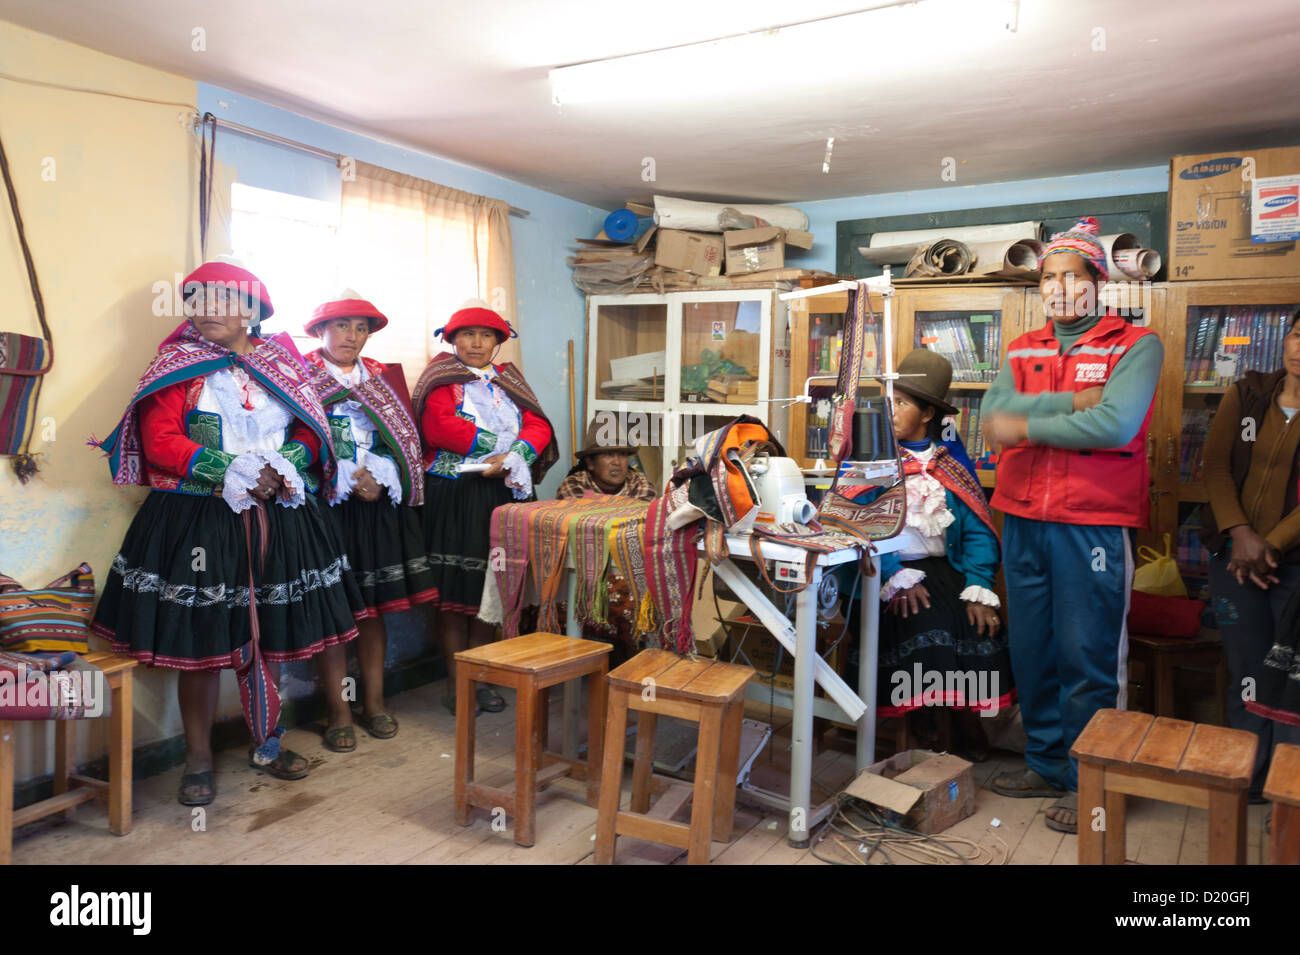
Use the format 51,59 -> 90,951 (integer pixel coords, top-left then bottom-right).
419,375 -> 552,478
139,378 -> 320,494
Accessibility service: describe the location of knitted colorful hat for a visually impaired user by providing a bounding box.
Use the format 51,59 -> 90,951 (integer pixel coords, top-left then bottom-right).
434,305 -> 516,343
305,289 -> 388,336
1038,216 -> 1108,283
181,257 -> 274,320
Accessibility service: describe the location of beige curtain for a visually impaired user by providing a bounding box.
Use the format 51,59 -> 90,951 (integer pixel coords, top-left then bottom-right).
338,161 -> 519,389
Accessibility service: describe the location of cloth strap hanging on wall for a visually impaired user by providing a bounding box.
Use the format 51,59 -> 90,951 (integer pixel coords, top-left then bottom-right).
0,127 -> 54,482
198,112 -> 217,262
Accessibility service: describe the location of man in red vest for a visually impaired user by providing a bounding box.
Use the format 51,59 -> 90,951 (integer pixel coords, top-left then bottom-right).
981,217 -> 1164,834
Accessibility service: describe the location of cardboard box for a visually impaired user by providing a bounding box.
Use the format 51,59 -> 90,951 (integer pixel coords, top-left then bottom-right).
844,749 -> 976,835
723,226 -> 815,275
654,229 -> 724,277
1168,146 -> 1300,281
726,226 -> 786,274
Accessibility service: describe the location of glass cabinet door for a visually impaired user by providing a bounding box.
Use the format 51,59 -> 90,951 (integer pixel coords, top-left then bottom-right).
678,300 -> 762,407
912,308 -> 1003,476
1173,294 -> 1300,586
593,301 -> 667,402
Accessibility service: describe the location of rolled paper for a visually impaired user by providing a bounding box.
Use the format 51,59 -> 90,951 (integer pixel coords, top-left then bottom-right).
1113,246 -> 1162,279
872,221 -> 1041,247
968,238 -> 1044,277
653,195 -> 808,232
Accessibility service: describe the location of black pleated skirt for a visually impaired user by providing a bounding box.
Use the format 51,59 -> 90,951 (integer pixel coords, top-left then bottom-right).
326,496 -> 439,615
91,490 -> 363,670
870,556 -> 1016,717
420,473 -> 517,615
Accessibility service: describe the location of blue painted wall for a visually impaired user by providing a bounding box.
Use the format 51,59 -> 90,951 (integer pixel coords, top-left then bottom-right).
786,165 -> 1170,272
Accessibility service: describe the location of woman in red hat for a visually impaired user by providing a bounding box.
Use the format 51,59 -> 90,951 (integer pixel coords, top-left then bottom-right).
412,305 -> 558,712
302,291 -> 436,751
91,259 -> 363,806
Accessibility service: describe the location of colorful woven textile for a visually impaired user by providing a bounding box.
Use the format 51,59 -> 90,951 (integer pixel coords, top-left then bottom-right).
0,649 -> 104,720
0,332 -> 49,457
490,496 -> 649,639
93,321 -> 336,493
0,563 -> 93,654
412,352 -> 559,485
840,442 -> 997,538
642,478 -> 703,654
568,498 -> 650,626
304,350 -> 425,506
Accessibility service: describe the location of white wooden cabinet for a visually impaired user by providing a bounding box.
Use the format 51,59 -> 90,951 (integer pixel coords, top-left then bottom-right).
584,288 -> 792,485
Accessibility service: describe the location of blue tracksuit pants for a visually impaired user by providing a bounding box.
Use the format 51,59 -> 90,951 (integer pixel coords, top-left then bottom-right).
1002,514 -> 1135,791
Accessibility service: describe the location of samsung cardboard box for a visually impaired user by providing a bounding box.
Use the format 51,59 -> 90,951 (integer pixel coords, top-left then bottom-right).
1168,146 -> 1300,281
845,749 -> 976,835
654,229 -> 724,277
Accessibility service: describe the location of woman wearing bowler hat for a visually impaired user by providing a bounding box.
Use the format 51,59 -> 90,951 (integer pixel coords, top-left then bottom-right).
841,349 -> 1012,750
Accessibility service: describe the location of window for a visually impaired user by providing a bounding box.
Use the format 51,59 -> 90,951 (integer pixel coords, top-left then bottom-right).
230,183 -> 340,355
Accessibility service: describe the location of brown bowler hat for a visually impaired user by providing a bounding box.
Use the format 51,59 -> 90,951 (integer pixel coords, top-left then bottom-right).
892,349 -> 958,416
575,416 -> 637,458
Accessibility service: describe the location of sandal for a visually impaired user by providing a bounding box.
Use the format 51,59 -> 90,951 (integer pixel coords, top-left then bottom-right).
990,767 -> 1065,799
1045,792 -> 1078,834
248,746 -> 310,780
358,712 -> 399,739
476,686 -> 506,713
322,724 -> 356,753
178,769 -> 214,806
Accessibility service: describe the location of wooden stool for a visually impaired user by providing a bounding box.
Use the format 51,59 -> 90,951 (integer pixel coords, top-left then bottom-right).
454,632 -> 611,848
594,649 -> 755,865
1128,630 -> 1227,724
1,651 -> 138,865
1071,708 -> 1257,865
1263,742 -> 1300,865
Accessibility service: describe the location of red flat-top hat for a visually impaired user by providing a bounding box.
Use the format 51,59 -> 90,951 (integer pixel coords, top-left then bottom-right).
434,305 -> 515,343
304,290 -> 389,336
182,258 -> 274,319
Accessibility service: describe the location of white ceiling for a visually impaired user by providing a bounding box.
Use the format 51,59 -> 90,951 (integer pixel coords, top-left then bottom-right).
4,0 -> 1299,208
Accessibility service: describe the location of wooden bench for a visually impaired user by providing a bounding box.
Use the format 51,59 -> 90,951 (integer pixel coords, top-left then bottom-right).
1,651 -> 138,865
1128,630 -> 1227,724
1264,742 -> 1300,865
454,632 -> 611,848
594,649 -> 755,865
1071,708 -> 1257,865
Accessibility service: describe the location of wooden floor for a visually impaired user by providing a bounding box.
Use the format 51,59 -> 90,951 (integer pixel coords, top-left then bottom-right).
7,680 -> 1274,865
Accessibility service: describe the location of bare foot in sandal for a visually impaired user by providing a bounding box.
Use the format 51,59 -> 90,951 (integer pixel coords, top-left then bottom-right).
249,746 -> 310,780
1045,792 -> 1078,833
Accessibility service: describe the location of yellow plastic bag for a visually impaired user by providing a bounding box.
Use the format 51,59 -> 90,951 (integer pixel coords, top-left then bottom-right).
1133,534 -> 1187,597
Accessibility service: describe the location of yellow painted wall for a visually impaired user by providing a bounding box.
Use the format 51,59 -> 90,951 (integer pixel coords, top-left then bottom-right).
0,21 -> 215,781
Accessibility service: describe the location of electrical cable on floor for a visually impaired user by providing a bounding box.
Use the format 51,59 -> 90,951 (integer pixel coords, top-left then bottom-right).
808,795 -> 1008,866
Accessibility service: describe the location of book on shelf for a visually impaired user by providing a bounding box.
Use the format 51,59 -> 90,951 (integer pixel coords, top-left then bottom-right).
916,316 -> 1000,383
1183,304 -> 1299,386
1178,407 -> 1212,483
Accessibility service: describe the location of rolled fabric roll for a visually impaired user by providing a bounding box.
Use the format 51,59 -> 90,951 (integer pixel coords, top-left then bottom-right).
904,238 -> 973,277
